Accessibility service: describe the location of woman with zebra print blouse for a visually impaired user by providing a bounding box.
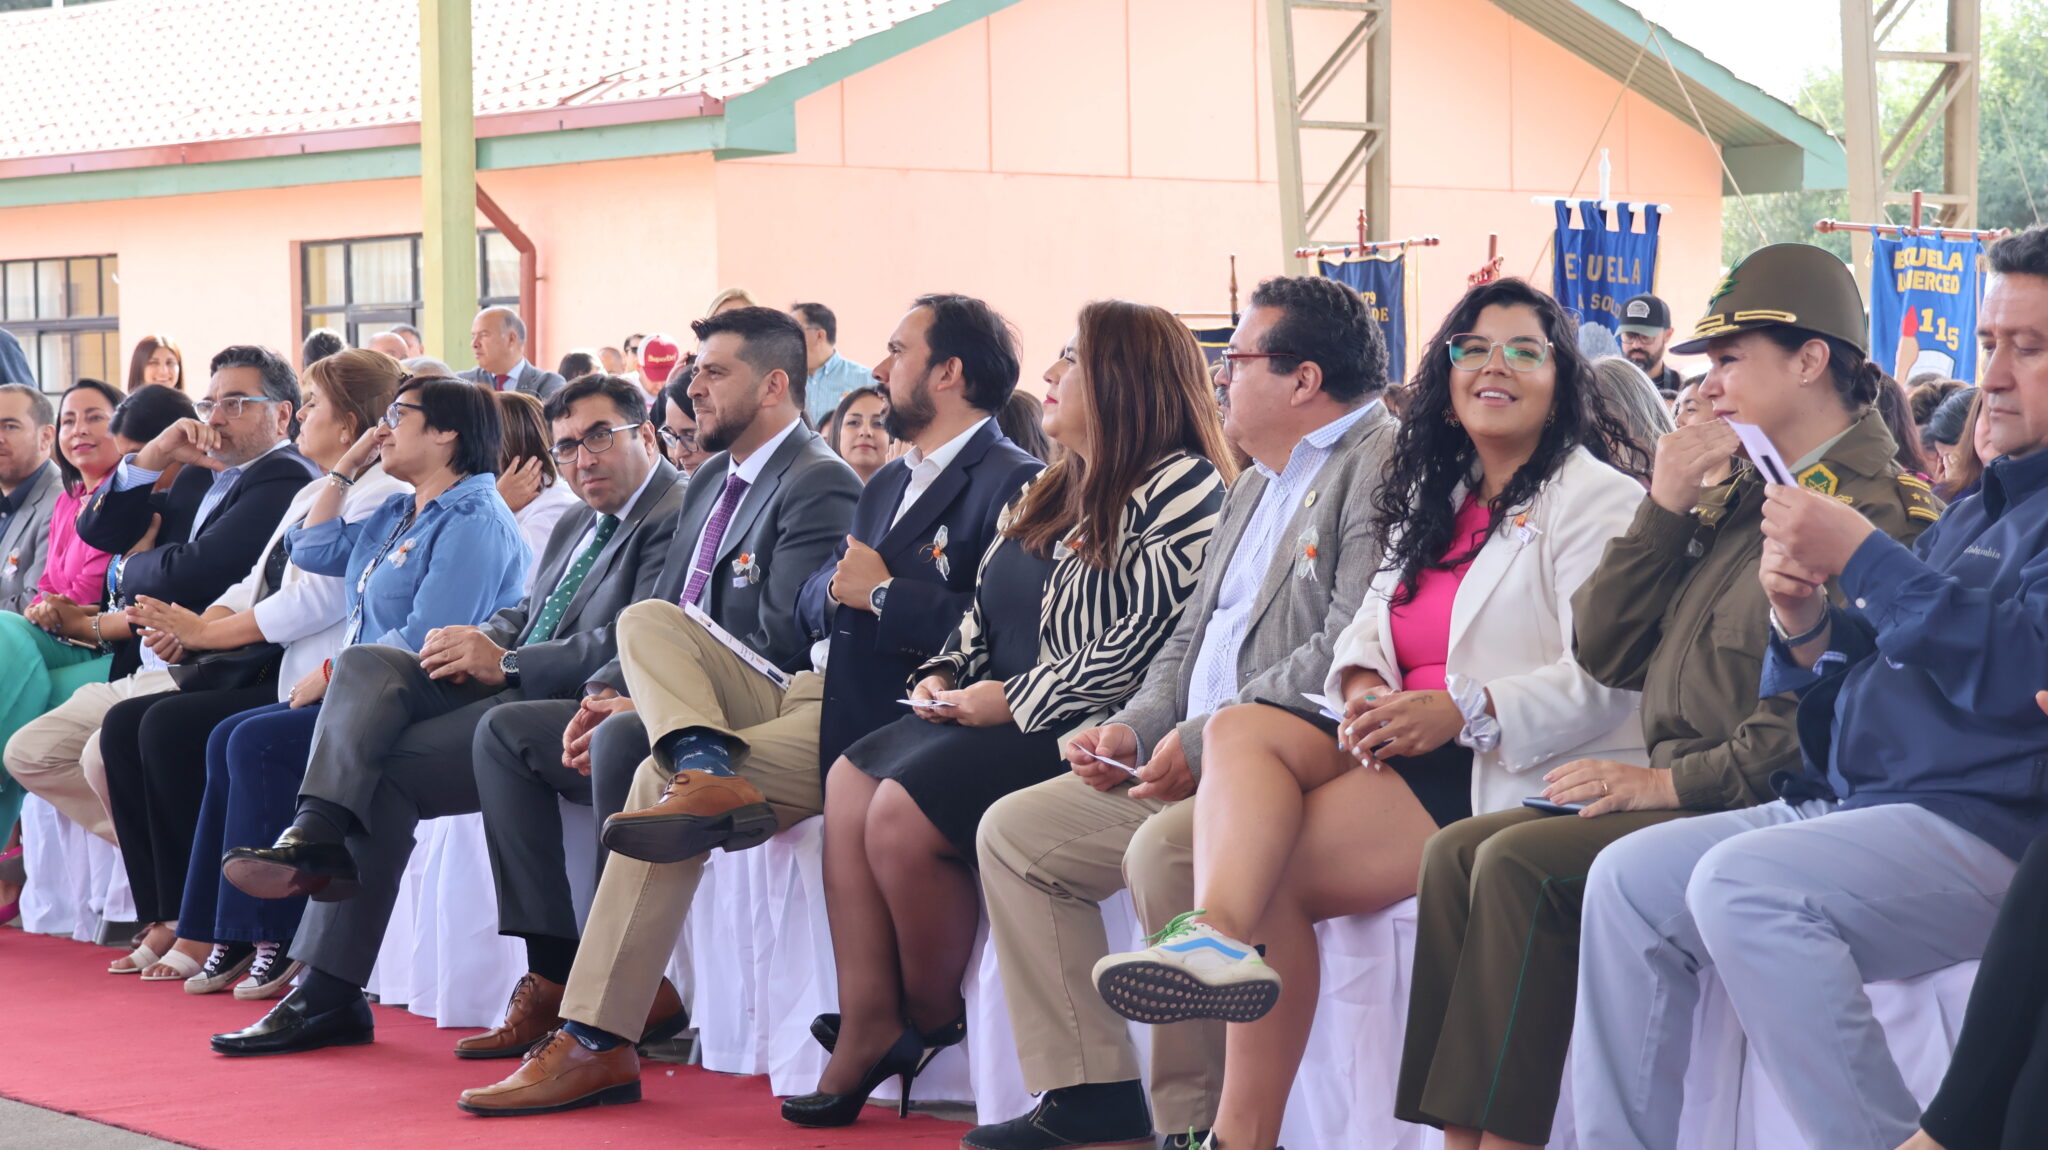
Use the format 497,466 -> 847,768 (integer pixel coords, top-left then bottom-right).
783,300 -> 1235,1129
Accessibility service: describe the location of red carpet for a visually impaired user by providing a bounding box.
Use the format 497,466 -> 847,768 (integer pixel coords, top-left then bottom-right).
1,929 -> 971,1149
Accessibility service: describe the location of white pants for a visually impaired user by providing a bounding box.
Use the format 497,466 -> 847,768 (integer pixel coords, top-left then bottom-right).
1573,799 -> 2015,1150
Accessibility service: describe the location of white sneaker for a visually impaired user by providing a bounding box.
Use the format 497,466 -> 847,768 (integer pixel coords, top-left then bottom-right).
1092,911 -> 1281,1025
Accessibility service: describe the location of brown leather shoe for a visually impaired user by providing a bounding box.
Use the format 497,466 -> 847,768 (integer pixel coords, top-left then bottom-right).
600,770 -> 778,863
455,972 -> 565,1060
457,1028 -> 640,1116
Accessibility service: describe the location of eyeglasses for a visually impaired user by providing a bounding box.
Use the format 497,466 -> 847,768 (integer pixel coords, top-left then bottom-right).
551,422 -> 646,463
382,400 -> 427,429
1217,351 -> 1302,382
193,395 -> 281,420
657,426 -> 699,452
1446,334 -> 1552,373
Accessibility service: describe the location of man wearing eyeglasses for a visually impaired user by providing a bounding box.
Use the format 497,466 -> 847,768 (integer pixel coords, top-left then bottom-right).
8,346 -> 317,845
965,276 -> 1399,1150
208,372 -> 689,1056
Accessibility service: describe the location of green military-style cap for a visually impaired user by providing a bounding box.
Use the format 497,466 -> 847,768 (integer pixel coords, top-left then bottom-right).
1671,242 -> 1867,355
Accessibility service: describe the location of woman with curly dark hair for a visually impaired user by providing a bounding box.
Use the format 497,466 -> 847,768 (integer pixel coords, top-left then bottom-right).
1094,278 -> 1650,1149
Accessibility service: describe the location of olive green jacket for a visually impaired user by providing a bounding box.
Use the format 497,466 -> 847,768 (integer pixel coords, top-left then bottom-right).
1571,409 -> 1938,811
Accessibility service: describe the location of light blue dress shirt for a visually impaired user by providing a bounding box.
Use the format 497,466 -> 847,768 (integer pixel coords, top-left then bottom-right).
286,471 -> 529,651
804,351 -> 875,428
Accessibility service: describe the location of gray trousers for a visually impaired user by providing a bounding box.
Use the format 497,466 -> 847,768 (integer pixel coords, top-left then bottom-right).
291,644 -> 513,986
473,703 -> 644,941
1573,799 -> 2016,1150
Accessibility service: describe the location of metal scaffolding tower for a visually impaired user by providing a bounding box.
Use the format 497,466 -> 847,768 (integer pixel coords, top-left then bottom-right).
1839,0 -> 1981,287
1266,0 -> 1390,266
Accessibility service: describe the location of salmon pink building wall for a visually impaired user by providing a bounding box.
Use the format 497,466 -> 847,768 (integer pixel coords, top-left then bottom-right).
0,0 -> 1727,391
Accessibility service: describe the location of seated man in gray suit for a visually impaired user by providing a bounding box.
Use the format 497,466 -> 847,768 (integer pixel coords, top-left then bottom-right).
212,373 -> 687,1056
459,307 -> 566,399
455,306 -> 861,1115
965,276 -> 1398,1150
0,384 -> 59,612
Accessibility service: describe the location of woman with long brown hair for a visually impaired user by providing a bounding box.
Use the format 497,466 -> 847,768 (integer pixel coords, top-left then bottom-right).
785,300 -> 1234,1128
126,334 -> 185,392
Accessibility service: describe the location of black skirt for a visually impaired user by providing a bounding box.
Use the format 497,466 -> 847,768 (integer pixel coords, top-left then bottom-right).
1259,700 -> 1474,829
847,536 -> 1064,858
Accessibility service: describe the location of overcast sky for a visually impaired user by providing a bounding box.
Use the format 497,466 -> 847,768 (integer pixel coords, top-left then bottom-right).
1632,0 -> 1968,109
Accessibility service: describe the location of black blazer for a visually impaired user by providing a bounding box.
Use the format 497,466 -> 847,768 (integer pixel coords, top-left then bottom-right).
797,421 -> 1042,769
592,420 -> 859,689
478,460 -> 688,700
75,443 -> 320,678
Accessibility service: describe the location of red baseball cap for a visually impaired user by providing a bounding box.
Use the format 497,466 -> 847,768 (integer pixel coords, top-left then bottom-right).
640,334 -> 682,385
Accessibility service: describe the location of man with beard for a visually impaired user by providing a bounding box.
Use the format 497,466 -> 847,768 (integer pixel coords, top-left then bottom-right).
453,307 -> 869,1114
1618,293 -> 1684,394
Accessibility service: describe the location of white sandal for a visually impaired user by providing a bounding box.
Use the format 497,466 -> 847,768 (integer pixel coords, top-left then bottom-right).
141,948 -> 206,982
108,942 -> 162,975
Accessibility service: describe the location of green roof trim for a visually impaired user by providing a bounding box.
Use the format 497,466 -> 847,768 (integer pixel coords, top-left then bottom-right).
0,0 -> 1026,207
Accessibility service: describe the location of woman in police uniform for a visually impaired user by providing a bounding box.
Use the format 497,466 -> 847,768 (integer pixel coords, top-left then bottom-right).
1394,243 -> 1938,1150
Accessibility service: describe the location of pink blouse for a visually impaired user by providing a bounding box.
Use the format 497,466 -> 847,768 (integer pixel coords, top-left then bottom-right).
1387,496 -> 1493,692
34,482 -> 115,607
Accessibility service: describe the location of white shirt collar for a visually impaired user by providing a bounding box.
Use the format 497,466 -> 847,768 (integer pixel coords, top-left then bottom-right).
609,458 -> 664,520
727,415 -> 804,486
904,417 -> 991,476
1253,399 -> 1379,481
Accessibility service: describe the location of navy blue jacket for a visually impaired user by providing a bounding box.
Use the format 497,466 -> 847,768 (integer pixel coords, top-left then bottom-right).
75,445 -> 320,679
1764,446 -> 2048,860
797,420 -> 1041,772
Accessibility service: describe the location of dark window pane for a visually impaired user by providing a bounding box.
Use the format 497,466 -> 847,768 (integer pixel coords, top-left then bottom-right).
480,230 -> 519,303
67,258 -> 99,317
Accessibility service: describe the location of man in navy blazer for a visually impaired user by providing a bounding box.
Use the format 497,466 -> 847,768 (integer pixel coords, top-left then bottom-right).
798,293 -> 1043,772
8,345 -> 316,842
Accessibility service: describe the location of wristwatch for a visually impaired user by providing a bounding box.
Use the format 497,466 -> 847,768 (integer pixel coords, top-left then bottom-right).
869,578 -> 894,615
499,648 -> 521,685
1768,607 -> 1829,648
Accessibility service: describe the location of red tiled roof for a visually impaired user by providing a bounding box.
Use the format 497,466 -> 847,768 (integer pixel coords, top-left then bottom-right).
1,0 -> 948,163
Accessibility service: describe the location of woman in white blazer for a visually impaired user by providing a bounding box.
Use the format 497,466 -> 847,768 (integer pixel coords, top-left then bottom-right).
1093,279 -> 1649,1150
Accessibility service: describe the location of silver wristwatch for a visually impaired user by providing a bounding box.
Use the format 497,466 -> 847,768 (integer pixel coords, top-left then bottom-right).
869,578 -> 894,615
499,648 -> 521,684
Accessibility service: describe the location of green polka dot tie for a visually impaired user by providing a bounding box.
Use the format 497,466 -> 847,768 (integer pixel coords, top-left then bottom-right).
525,514 -> 619,643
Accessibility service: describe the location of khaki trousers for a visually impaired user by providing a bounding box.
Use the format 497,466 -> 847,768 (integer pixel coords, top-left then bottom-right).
560,600 -> 825,1040
977,771 -> 1224,1133
4,668 -> 177,844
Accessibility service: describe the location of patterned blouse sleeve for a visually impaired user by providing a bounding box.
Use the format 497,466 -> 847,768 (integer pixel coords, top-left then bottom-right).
1003,455 -> 1226,732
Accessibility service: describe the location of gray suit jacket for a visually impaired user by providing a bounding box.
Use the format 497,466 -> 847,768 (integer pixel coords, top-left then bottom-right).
459,363 -> 567,400
479,459 -> 687,699
1107,402 -> 1397,777
594,420 -> 859,689
0,462 -> 61,614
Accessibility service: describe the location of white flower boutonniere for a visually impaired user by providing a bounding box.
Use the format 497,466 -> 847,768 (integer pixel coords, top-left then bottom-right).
920,525 -> 952,580
731,552 -> 762,585
1295,526 -> 1320,581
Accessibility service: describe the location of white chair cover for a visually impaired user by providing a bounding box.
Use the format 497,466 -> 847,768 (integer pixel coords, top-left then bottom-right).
16,787 -> 1988,1148
18,793 -> 133,941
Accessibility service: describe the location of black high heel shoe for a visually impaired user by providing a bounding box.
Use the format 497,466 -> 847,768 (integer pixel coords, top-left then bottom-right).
810,1011 -> 967,1065
780,1025 -> 924,1127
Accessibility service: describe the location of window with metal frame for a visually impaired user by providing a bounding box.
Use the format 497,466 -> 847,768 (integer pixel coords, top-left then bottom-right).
0,254 -> 120,394
300,229 -> 521,346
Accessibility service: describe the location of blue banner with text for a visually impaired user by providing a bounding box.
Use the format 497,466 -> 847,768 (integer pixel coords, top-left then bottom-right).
1552,201 -> 1660,336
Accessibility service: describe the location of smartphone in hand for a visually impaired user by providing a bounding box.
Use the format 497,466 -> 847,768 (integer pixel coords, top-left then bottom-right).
1521,796 -> 1587,816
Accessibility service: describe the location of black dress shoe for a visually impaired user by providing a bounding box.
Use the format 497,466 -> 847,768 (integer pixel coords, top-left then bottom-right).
223,827 -> 359,902
211,987 -> 374,1057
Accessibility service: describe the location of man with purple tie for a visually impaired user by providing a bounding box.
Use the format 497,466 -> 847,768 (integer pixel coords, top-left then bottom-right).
452,308 -> 860,1113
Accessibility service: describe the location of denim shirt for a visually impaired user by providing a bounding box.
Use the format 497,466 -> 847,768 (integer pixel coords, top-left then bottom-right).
286,472 -> 529,652
1761,446 -> 2048,860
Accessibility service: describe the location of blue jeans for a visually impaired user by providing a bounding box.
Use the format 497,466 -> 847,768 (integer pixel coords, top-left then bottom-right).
181,701 -> 318,944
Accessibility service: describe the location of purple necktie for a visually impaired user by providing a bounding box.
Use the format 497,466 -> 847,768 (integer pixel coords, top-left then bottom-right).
682,474 -> 751,606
